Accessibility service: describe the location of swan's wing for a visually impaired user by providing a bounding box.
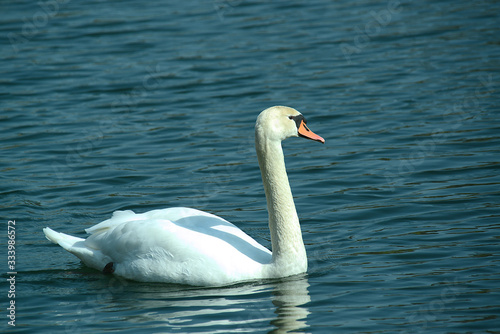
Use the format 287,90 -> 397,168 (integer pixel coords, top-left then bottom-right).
82,207 -> 272,284
44,208 -> 218,273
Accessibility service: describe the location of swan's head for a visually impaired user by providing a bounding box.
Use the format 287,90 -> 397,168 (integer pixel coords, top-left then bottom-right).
256,106 -> 325,144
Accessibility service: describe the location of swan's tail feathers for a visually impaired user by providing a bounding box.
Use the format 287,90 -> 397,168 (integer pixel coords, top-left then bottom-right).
43,227 -> 84,250
43,227 -> 107,270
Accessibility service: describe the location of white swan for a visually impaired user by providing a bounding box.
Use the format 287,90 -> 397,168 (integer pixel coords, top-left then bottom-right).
43,106 -> 325,286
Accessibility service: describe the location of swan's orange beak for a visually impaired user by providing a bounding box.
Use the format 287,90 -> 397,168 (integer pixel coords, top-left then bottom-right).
298,120 -> 325,144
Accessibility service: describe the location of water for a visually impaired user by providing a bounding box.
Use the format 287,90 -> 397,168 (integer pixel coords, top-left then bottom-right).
1,0 -> 499,333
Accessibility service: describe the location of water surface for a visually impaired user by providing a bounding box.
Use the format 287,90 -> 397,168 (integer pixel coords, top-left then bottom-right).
1,0 -> 499,333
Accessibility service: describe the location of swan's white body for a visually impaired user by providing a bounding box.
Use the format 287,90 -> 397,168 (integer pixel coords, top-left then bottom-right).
44,106 -> 324,286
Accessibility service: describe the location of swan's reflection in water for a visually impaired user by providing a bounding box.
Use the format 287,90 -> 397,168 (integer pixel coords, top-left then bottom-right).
102,274 -> 310,332
270,276 -> 311,333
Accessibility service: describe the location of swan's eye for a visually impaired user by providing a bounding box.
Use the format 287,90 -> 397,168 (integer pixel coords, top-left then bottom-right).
288,115 -> 294,120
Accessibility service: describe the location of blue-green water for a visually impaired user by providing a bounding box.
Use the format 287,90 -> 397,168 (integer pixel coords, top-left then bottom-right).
2,0 -> 500,333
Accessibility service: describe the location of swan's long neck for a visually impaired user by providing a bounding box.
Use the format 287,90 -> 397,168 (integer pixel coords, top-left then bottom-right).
255,134 -> 307,272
